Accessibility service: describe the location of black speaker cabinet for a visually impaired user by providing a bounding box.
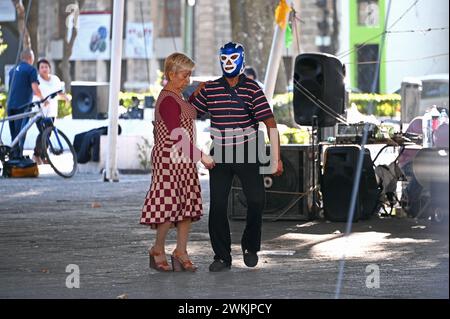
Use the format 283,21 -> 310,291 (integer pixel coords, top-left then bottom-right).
71,82 -> 109,119
228,145 -> 317,220
293,53 -> 345,127
322,145 -> 380,222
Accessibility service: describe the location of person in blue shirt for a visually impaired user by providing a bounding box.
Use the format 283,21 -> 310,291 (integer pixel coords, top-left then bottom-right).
7,49 -> 46,159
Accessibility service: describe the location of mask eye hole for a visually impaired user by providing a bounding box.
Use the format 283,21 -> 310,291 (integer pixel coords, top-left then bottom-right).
231,54 -> 239,60
220,55 -> 227,61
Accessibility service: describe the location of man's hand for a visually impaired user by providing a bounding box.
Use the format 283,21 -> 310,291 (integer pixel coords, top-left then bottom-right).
273,159 -> 284,176
192,82 -> 205,97
201,152 -> 215,170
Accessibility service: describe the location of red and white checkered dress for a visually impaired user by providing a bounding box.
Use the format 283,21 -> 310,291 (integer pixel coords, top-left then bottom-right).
140,90 -> 203,228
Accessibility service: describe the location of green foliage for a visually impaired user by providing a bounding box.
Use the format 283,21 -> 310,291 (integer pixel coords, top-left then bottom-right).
349,93 -> 401,118
58,97 -> 72,118
282,127 -> 310,144
137,137 -> 152,171
119,70 -> 163,108
0,25 -> 7,58
0,93 -> 6,118
272,92 -> 295,126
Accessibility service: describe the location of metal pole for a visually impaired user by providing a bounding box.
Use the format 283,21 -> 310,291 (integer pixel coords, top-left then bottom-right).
263,0 -> 292,106
184,0 -> 194,58
140,1 -> 151,85
105,0 -> 125,182
368,0 -> 392,113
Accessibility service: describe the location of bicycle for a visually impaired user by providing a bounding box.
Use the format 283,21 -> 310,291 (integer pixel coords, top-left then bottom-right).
0,91 -> 77,178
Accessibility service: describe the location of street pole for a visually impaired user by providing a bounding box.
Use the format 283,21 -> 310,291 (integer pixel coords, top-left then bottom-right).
263,0 -> 292,106
184,0 -> 195,58
105,0 -> 125,182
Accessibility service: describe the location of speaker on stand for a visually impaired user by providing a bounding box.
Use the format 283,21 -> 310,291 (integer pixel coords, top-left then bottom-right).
292,53 -> 347,220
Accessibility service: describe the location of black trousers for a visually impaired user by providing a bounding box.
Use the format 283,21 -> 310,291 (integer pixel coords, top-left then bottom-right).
33,117 -> 55,157
7,108 -> 29,159
209,160 -> 265,265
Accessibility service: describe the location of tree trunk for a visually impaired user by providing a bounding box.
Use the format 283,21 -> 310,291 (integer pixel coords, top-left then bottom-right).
57,0 -> 85,94
12,0 -> 31,50
229,0 -> 287,94
27,0 -> 39,58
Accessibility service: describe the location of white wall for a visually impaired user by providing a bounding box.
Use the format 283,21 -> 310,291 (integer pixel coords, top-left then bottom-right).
385,0 -> 449,92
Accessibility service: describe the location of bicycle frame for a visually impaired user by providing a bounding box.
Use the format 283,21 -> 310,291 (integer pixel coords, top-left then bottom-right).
0,108 -> 43,149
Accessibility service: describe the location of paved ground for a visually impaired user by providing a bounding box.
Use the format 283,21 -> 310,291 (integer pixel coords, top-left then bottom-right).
0,171 -> 448,299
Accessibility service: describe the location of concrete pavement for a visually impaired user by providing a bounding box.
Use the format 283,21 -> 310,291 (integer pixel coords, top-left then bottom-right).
0,171 -> 448,299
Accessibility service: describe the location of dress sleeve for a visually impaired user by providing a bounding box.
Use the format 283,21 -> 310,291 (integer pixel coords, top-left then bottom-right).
159,96 -> 203,162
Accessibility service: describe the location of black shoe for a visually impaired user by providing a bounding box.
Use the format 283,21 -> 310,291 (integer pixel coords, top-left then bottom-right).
243,250 -> 258,267
209,259 -> 231,272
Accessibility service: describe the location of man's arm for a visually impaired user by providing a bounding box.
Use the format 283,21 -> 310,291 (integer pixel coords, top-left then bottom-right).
250,84 -> 283,176
31,82 -> 44,100
262,116 -> 283,176
32,82 -> 50,107
189,85 -> 209,118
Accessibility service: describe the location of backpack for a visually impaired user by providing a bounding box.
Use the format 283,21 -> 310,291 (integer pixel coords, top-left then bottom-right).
2,157 -> 39,178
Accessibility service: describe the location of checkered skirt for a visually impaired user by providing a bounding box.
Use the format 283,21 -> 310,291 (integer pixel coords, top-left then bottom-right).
140,91 -> 203,228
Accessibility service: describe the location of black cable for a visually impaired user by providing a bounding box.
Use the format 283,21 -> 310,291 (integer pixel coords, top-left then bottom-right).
337,0 -> 422,59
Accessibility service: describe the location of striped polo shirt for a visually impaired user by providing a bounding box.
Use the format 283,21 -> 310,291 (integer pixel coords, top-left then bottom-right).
191,74 -> 274,146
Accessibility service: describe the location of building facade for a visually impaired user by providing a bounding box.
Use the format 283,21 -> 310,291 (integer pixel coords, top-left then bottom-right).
339,0 -> 449,93
1,0 -> 340,94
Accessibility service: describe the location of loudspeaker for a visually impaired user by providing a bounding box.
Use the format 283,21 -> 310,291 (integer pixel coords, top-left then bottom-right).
71,82 -> 109,119
293,53 -> 345,127
144,96 -> 155,108
322,145 -> 380,222
228,145 -> 317,220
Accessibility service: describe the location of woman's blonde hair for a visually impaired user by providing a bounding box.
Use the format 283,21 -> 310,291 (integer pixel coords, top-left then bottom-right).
164,52 -> 195,80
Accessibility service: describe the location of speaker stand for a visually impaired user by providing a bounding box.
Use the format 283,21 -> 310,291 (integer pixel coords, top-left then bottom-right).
310,116 -> 321,218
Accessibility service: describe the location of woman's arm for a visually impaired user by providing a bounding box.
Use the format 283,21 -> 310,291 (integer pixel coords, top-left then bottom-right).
159,96 -> 203,162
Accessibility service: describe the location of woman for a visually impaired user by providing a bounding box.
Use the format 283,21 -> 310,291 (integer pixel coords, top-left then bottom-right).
32,58 -> 69,164
140,53 -> 215,272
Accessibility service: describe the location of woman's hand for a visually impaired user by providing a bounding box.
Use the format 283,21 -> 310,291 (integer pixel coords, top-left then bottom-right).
201,152 -> 215,170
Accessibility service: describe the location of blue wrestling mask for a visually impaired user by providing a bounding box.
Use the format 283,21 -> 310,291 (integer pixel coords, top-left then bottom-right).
219,42 -> 245,78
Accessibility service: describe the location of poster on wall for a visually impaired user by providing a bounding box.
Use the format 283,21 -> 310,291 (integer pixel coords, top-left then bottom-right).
0,0 -> 16,22
70,13 -> 111,61
125,22 -> 153,59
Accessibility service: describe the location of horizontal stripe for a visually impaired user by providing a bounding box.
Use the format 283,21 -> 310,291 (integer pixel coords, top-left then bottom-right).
210,124 -> 256,133
208,93 -> 230,98
211,131 -> 257,140
211,118 -> 253,126
213,135 -> 257,146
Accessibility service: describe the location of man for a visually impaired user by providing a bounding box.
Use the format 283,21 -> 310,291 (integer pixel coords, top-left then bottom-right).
7,49 -> 45,159
191,42 -> 283,272
244,66 -> 265,90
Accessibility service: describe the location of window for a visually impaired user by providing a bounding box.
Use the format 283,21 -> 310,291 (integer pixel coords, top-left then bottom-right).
358,0 -> 379,26
422,81 -> 449,99
357,44 -> 379,93
157,0 -> 181,37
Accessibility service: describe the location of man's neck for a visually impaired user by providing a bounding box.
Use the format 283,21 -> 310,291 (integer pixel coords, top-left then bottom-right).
225,75 -> 240,88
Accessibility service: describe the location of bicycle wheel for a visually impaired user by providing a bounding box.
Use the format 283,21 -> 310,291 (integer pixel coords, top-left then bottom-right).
41,127 -> 77,178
